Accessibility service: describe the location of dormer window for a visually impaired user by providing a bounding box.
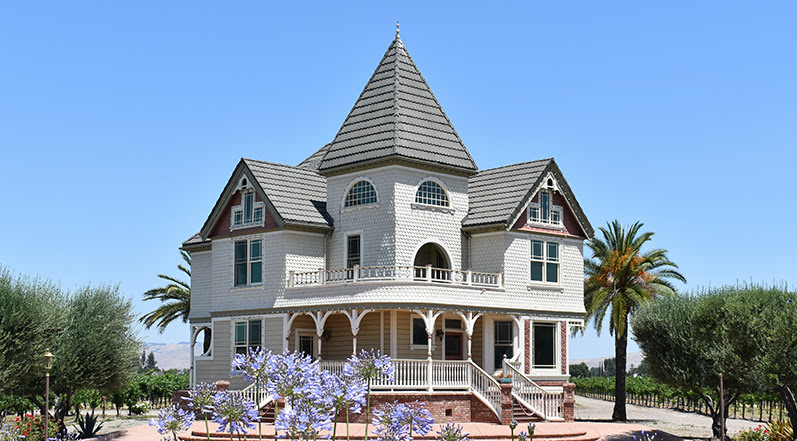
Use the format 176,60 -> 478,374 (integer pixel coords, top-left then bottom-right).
232,189 -> 265,229
528,190 -> 562,227
344,180 -> 377,207
415,180 -> 449,207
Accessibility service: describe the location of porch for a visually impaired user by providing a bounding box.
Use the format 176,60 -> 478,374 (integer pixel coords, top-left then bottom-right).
238,358 -> 570,424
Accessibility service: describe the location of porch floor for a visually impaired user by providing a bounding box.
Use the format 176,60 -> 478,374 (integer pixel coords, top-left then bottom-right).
175,421 -> 665,441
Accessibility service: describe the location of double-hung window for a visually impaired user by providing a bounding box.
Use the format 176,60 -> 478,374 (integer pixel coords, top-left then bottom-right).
411,318 -> 427,346
494,321 -> 514,368
532,322 -> 557,369
234,319 -> 262,354
346,234 -> 361,268
234,238 -> 263,286
530,240 -> 559,284
528,190 -> 562,227
232,189 -> 265,229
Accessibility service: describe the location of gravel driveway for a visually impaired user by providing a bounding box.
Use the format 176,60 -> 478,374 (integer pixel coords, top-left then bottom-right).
575,395 -> 762,440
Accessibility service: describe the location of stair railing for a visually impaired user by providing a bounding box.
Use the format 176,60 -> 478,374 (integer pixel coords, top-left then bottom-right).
502,359 -> 564,421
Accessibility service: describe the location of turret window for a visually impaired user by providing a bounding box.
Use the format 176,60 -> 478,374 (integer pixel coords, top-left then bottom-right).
344,180 -> 377,207
415,180 -> 449,207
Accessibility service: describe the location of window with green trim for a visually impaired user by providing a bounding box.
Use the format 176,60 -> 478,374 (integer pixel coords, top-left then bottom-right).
234,238 -> 263,286
234,319 -> 262,354
531,240 -> 559,284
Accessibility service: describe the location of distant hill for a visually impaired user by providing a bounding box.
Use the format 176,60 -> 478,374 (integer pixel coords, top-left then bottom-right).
571,351 -> 644,371
145,342 -> 190,370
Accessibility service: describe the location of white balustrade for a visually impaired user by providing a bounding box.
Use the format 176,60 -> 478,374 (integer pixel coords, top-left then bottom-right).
288,265 -> 502,288
238,382 -> 272,410
502,359 -> 564,420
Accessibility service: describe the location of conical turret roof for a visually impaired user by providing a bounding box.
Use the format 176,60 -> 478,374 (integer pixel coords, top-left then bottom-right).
317,33 -> 477,174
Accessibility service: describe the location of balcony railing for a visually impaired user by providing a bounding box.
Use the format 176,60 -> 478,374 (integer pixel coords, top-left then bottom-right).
287,264 -> 502,289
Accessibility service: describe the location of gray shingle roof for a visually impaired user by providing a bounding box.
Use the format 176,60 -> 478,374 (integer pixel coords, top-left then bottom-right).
243,159 -> 331,227
317,36 -> 477,174
463,159 -> 552,228
297,144 -> 330,171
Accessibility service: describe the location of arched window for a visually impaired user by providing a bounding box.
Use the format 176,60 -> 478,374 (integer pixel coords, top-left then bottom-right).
415,180 -> 449,207
344,180 -> 377,207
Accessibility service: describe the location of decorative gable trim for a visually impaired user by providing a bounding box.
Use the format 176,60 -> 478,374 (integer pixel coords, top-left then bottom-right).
198,160 -> 286,240
507,161 -> 593,239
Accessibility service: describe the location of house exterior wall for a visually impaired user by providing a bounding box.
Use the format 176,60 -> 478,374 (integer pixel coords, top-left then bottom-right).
194,319 -> 233,386
512,191 -> 586,238
325,166 -> 469,271
189,250 -> 212,320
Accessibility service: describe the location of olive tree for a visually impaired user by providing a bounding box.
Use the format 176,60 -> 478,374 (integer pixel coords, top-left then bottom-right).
631,291 -> 756,440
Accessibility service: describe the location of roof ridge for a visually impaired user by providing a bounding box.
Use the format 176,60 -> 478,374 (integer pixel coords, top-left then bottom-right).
243,157 -> 323,175
475,158 -> 553,174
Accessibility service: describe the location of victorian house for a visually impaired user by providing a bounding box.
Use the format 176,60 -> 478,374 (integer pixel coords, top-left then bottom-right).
182,30 -> 593,424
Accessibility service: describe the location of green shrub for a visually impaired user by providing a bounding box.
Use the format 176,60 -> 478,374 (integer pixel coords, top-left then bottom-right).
9,413 -> 59,441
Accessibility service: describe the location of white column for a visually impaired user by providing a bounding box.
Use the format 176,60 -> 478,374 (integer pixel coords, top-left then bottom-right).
352,333 -> 358,355
456,311 -> 483,361
189,326 -> 196,388
390,310 -> 398,359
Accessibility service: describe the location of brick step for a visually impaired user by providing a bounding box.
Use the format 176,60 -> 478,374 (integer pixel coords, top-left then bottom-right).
512,397 -> 545,423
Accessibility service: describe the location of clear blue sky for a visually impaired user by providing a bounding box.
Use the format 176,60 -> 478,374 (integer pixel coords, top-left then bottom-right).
1,2 -> 795,360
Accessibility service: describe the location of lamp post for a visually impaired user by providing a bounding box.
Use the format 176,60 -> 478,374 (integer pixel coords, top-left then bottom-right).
44,349 -> 54,441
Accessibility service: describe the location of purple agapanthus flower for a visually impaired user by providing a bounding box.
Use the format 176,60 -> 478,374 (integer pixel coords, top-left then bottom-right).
231,346 -> 273,385
436,423 -> 470,441
148,404 -> 195,436
343,349 -> 395,384
185,382 -> 217,415
268,349 -> 321,401
394,401 -> 433,437
316,369 -> 368,414
275,397 -> 334,440
212,391 -> 259,435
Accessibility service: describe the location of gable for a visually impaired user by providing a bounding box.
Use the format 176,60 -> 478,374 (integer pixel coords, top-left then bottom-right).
511,191 -> 586,238
463,159 -> 593,238
209,188 -> 280,239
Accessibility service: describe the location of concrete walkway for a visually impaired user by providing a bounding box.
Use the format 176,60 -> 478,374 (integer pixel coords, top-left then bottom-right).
97,419 -> 658,441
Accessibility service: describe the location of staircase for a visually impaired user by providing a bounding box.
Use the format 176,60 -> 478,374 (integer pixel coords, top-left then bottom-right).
512,396 -> 544,423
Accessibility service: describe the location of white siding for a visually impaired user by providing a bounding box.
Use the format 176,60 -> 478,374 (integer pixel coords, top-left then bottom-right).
190,250 -> 212,320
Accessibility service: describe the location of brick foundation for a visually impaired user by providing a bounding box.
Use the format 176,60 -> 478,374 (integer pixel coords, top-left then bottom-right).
339,392 -> 499,424
563,383 -> 575,422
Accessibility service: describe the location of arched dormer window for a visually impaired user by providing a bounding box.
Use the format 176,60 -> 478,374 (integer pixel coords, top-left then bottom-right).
415,180 -> 449,207
344,180 -> 377,207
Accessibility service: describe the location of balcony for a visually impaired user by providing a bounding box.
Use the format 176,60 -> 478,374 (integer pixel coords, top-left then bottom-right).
287,264 -> 502,288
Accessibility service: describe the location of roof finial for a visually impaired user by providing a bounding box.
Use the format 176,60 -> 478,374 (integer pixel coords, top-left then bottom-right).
396,21 -> 400,39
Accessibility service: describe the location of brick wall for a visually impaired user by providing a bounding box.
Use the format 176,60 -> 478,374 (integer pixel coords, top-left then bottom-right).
340,392 -> 499,424
560,321 -> 567,375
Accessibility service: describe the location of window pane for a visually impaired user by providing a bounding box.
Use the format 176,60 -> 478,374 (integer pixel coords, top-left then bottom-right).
412,318 -> 427,346
540,191 -> 550,221
345,181 -> 377,207
248,320 -> 261,347
234,210 -> 243,226
494,321 -> 513,344
253,206 -> 263,223
531,262 -> 543,281
444,319 -> 461,329
551,209 -> 561,225
494,345 -> 513,368
347,235 -> 361,268
250,240 -> 262,260
533,323 -> 556,368
235,263 -> 247,286
547,242 -> 559,262
235,322 -> 246,345
415,180 -> 449,207
529,206 -> 539,222
235,241 -> 247,263
546,262 -> 558,283
531,240 -> 544,259
244,191 -> 253,222
250,262 -> 262,284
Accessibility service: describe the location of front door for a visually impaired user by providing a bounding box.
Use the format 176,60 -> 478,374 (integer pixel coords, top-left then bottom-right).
445,332 -> 463,360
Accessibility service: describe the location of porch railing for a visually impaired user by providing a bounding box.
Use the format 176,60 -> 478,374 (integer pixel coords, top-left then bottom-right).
288,265 -> 502,288
239,382 -> 273,410
318,359 -> 502,421
502,359 -> 564,421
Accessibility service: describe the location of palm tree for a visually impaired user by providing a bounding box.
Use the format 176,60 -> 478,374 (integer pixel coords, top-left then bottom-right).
584,220 -> 685,421
140,251 -> 208,351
